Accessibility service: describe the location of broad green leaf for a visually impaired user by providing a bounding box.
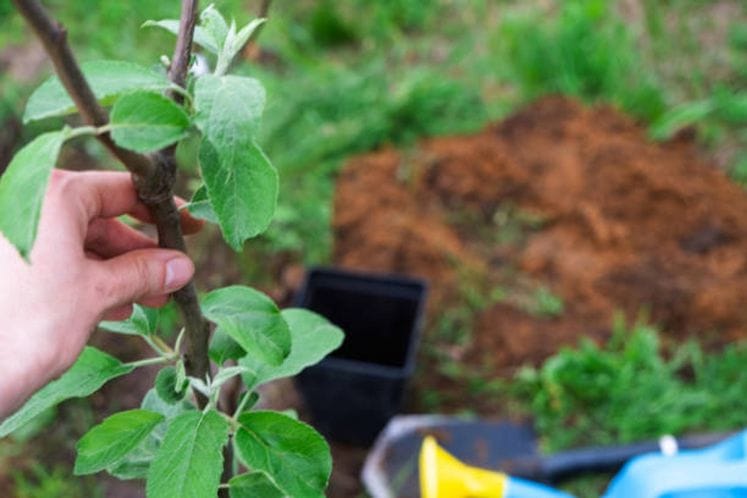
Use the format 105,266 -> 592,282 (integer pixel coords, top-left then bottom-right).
0,347 -> 134,437
199,139 -> 277,250
99,304 -> 159,336
209,328 -> 245,364
75,409 -> 163,475
186,185 -> 218,224
110,91 -> 190,153
24,60 -> 171,123
194,74 -> 276,249
229,472 -> 286,498
202,286 -> 290,366
194,74 -> 265,137
0,130 -> 65,259
108,389 -> 195,480
154,367 -> 189,404
200,4 -> 229,52
142,20 -> 219,54
235,411 -> 331,498
241,309 -> 343,389
146,410 -> 229,498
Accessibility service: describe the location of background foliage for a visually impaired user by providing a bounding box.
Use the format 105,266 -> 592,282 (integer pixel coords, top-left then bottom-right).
1,0 -> 746,496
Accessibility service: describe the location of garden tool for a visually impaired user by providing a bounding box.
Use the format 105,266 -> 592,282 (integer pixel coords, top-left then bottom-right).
602,429 -> 747,498
362,415 -> 728,498
419,435 -> 572,498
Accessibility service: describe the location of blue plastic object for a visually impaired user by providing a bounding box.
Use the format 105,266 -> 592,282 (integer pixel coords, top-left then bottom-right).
603,431 -> 747,498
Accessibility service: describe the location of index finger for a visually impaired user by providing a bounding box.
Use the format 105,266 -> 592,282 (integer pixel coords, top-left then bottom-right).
60,170 -> 203,235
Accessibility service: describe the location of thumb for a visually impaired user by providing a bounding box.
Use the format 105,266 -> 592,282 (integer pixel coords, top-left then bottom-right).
93,249 -> 194,310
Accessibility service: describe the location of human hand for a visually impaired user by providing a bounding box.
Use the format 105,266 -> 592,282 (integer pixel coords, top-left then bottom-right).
0,170 -> 202,417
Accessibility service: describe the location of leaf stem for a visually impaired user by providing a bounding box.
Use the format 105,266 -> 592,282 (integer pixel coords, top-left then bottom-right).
142,335 -> 166,356
232,390 -> 252,421
153,335 -> 175,355
126,356 -> 172,369
65,123 -> 113,140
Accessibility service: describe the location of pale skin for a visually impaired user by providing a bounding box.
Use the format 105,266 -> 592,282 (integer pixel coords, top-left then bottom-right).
0,170 -> 202,419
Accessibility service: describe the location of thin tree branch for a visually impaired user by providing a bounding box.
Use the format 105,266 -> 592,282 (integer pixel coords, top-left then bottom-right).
11,0 -> 154,180
168,0 -> 199,92
12,0 -> 211,394
161,0 -> 212,402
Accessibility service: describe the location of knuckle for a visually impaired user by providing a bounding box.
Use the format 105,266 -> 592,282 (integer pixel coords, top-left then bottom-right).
131,257 -> 154,295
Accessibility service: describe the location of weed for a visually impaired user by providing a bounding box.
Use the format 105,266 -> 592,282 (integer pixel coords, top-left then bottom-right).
13,464 -> 103,498
493,204 -> 548,245
559,474 -> 611,498
512,316 -> 747,452
525,287 -> 565,319
492,0 -> 667,122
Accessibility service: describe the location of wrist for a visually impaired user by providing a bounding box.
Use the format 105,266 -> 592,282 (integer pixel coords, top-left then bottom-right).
0,309 -> 59,419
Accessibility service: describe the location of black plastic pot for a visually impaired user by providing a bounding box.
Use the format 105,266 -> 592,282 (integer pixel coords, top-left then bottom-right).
294,267 -> 428,446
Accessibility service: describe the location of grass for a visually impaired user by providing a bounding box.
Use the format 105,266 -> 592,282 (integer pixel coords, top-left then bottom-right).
491,0 -> 667,123
13,464 -> 103,498
512,315 -> 747,453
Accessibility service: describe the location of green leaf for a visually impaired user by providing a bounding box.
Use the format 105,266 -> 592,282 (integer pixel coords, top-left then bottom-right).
108,389 -> 195,480
194,74 -> 276,249
146,410 -> 229,498
230,19 -> 266,58
186,185 -> 218,224
24,60 -> 171,123
241,309 -> 343,389
110,91 -> 190,153
712,88 -> 747,125
200,4 -> 229,53
235,411 -> 331,498
209,328 -> 246,365
99,304 -> 159,336
229,472 -> 287,498
202,286 -> 291,367
142,20 -> 219,54
154,367 -> 189,404
0,347 -> 134,437
0,130 -> 65,259
216,18 -> 266,76
194,74 -> 265,137
649,100 -> 714,141
75,409 -> 164,475
199,139 -> 277,250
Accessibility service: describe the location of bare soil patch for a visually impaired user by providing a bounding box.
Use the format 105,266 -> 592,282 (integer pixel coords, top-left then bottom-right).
334,96 -> 747,390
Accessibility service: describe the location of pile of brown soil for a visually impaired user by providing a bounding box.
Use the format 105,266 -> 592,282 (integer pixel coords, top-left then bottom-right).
333,97 -> 747,381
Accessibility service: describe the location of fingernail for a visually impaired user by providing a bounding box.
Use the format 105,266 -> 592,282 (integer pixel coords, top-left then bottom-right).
165,257 -> 193,290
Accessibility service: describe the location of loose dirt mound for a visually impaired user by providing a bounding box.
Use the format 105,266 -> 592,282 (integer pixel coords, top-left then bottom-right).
333,97 -> 747,375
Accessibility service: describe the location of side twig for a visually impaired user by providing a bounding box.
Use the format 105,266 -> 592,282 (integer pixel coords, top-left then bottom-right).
12,0 -> 211,396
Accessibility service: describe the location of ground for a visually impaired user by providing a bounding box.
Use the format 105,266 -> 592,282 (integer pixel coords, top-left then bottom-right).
325,97 -> 747,497
3,95 -> 747,498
